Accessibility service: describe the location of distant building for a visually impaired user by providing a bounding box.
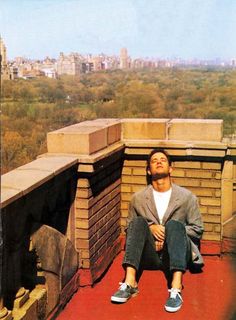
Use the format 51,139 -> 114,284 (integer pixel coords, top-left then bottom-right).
0,36 -> 10,80
57,52 -> 81,75
120,47 -> 130,69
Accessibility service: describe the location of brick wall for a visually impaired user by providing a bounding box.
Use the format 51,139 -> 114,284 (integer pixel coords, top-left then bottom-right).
121,157 -> 222,242
73,147 -> 124,285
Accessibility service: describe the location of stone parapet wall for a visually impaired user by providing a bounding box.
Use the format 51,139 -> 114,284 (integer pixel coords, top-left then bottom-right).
1,118 -> 235,319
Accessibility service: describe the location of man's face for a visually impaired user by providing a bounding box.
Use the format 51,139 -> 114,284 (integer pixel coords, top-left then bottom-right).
148,152 -> 172,180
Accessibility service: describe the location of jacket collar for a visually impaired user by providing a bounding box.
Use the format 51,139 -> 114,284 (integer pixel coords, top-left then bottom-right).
144,183 -> 181,225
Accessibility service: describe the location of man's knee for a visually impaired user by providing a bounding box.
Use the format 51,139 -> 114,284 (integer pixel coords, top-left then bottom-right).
128,216 -> 149,231
165,220 -> 185,233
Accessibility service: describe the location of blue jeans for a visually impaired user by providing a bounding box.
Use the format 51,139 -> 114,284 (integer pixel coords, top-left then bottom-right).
123,216 -> 191,281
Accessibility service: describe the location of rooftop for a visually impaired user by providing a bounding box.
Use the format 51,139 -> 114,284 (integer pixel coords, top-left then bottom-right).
57,252 -> 236,320
1,118 -> 235,320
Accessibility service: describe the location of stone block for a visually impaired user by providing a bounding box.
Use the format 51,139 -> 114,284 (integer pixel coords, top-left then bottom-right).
22,155 -> 78,175
207,207 -> 221,215
202,162 -> 221,170
13,289 -> 29,309
122,175 -> 147,185
122,118 -> 169,140
202,232 -> 221,241
222,161 -> 233,179
188,187 -> 214,197
1,168 -> 53,208
29,287 -> 47,320
124,160 -> 147,167
0,310 -> 12,320
203,223 -> 214,232
200,180 -> 221,188
221,180 -> 233,222
47,124 -> 107,155
91,119 -> 121,145
132,168 -> 146,176
202,214 -> 221,223
172,161 -> 201,169
200,198 -> 221,206
12,298 -> 37,320
122,167 -> 132,175
172,177 -> 200,187
186,148 -> 225,157
186,169 -> 215,179
0,186 -> 22,208
168,119 -> 223,142
171,169 -> 185,177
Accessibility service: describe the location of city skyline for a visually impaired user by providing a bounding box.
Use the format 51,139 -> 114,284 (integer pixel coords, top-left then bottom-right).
0,0 -> 236,61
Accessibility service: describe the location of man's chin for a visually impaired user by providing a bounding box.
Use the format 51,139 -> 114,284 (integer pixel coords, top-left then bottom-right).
151,173 -> 169,181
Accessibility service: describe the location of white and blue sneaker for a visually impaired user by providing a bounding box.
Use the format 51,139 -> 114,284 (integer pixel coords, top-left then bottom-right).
111,282 -> 139,303
164,288 -> 183,312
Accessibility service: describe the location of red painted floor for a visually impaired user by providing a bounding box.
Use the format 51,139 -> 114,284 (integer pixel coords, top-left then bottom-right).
57,252 -> 236,320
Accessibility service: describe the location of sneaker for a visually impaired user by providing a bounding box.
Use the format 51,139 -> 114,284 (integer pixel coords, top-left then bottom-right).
111,282 -> 139,303
164,288 -> 183,312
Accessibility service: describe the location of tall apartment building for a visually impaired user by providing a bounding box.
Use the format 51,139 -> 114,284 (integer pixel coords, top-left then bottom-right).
0,36 -> 10,80
57,52 -> 81,76
120,47 -> 129,69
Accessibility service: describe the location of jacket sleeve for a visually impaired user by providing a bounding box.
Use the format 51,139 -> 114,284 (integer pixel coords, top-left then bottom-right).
126,195 -> 137,229
185,194 -> 204,240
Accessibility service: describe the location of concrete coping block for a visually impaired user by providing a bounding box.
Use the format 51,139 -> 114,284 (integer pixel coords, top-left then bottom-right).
20,155 -> 79,174
1,171 -> 47,208
47,124 -> 108,155
1,168 -> 54,208
91,119 -> 121,145
1,156 -> 79,208
40,142 -> 125,170
84,118 -> 121,125
1,186 -> 23,208
49,124 -> 105,134
168,119 -> 223,142
121,118 -> 170,140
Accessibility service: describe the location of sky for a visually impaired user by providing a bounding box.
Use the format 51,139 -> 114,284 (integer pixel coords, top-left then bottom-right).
0,0 -> 236,61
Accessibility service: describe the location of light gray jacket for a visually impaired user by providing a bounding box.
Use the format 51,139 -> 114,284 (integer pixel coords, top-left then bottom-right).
127,183 -> 204,265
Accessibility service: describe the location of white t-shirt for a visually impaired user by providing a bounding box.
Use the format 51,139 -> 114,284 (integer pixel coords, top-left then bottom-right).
152,187 -> 172,224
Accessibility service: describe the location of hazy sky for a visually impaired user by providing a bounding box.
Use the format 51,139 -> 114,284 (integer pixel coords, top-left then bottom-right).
0,0 -> 236,60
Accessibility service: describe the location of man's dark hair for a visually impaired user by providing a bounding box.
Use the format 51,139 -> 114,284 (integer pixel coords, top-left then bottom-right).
147,148 -> 172,170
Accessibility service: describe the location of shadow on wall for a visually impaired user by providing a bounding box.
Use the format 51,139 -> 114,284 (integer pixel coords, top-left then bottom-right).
1,165 -> 78,310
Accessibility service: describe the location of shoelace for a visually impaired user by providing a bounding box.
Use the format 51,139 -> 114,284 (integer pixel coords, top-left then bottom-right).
168,288 -> 183,301
118,282 -> 129,291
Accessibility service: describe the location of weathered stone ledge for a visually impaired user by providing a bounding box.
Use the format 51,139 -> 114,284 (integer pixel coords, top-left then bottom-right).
1,156 -> 78,208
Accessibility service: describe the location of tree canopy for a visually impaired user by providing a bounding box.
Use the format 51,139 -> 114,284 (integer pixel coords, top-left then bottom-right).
1,68 -> 236,173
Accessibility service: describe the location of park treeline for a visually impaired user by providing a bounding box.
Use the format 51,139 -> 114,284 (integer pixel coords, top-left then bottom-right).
1,68 -> 236,174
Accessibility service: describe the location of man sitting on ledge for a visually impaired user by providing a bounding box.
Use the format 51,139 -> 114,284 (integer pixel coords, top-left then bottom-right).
111,148 -> 204,312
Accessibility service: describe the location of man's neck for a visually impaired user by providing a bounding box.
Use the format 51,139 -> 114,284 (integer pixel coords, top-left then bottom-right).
152,177 -> 172,192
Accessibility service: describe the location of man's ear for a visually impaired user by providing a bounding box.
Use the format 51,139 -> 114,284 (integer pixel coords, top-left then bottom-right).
147,168 -> 151,175
169,166 -> 173,174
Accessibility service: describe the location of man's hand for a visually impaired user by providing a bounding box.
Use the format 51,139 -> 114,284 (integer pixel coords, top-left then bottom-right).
149,224 -> 165,241
155,240 -> 164,252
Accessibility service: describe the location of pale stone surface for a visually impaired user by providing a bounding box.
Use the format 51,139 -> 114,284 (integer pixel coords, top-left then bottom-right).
19,155 -> 78,175
221,161 -> 234,222
1,168 -> 54,208
13,290 -> 29,309
221,180 -> 233,222
90,119 -> 121,145
122,118 -> 169,140
168,119 -> 223,142
0,186 -> 22,208
47,125 -> 107,155
223,215 -> 236,239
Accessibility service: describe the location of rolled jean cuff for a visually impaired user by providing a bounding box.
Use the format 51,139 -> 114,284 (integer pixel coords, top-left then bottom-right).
122,260 -> 138,271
